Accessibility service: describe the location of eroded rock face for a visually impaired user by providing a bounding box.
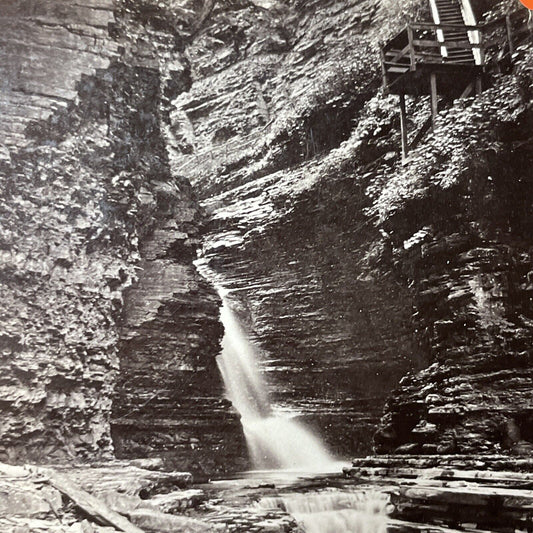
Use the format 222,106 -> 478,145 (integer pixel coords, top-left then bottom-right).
171,0 -> 428,458
372,44 -> 533,455
0,0 -> 118,150
0,0 -> 124,463
2,0 -> 531,471
0,0 -> 242,466
169,0 -> 533,460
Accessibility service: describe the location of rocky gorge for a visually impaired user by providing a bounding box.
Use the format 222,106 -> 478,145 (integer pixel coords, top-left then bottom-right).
1,0 -> 533,531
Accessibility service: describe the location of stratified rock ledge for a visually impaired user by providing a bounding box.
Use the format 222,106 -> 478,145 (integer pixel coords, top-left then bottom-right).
345,455 -> 533,531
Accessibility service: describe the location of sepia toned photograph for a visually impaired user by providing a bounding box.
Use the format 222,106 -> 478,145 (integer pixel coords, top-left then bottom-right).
0,0 -> 532,531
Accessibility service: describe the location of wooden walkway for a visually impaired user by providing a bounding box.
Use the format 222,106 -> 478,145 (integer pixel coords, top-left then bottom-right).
379,0 -> 529,159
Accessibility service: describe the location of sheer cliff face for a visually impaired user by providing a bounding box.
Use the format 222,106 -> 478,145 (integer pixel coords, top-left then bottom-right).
0,0 -> 242,466
0,0 -> 122,462
171,0 -> 533,459
2,0 -> 531,469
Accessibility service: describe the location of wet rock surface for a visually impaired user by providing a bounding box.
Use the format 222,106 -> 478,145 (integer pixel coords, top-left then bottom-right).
0,461 -> 218,533
346,455 -> 533,531
4,457 -> 533,533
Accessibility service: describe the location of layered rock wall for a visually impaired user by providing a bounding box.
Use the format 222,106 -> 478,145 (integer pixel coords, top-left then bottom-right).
0,0 -> 241,467
171,0 -> 429,457
169,0 -> 533,459
0,0 -> 122,462
373,50 -> 533,454
2,0 -> 531,469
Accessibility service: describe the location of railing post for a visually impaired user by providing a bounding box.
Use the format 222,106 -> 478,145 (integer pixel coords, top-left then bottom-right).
430,73 -> 438,131
476,77 -> 483,95
506,14 -> 514,56
478,27 -> 485,66
407,25 -> 416,71
379,44 -> 388,91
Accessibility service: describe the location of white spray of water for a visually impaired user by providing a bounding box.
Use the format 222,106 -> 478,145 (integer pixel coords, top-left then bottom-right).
218,293 -> 335,471
196,260 -> 389,530
258,490 -> 390,533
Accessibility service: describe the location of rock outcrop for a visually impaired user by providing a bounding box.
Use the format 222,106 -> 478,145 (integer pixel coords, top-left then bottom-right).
0,461 -> 219,533
0,0 -> 124,463
373,43 -> 533,455
0,0 -> 242,468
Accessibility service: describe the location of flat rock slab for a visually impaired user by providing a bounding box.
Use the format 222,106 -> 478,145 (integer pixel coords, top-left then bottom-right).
346,456 -> 533,531
53,463 -> 192,496
149,489 -> 206,512
0,461 -> 216,533
350,454 -> 533,472
399,484 -> 533,509
127,508 -> 220,533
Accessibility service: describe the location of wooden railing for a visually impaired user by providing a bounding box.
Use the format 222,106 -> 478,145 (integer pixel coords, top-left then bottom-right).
383,23 -> 483,70
381,11 -> 528,75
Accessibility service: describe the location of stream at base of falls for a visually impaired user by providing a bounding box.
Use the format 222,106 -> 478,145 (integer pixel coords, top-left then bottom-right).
191,469 -> 396,533
191,293 -> 396,532
194,261 -> 393,532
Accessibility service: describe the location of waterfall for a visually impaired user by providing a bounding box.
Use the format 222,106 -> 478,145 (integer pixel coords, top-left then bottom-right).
218,291 -> 335,471
194,260 -> 390,531
258,490 -> 390,533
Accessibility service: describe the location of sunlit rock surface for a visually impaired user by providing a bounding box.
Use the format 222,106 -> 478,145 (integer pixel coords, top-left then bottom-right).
0,0 -> 118,149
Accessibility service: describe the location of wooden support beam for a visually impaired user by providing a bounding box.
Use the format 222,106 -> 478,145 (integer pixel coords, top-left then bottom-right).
407,25 -> 416,70
409,114 -> 433,152
430,72 -> 438,130
389,44 -> 411,62
399,94 -> 408,161
410,21 -> 482,31
478,30 -> 485,66
459,81 -> 475,98
413,38 -> 483,50
476,76 -> 482,95
379,45 -> 388,89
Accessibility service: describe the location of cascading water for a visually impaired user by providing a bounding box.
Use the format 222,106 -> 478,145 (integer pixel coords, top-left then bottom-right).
218,290 -> 335,471
195,260 -> 390,531
258,490 -> 389,533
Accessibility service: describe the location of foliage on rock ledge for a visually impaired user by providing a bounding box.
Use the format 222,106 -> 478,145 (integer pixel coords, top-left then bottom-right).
372,46 -> 533,241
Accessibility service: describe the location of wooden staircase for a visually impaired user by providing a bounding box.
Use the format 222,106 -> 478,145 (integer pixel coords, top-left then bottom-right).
432,0 -> 475,64
379,1 -> 530,160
